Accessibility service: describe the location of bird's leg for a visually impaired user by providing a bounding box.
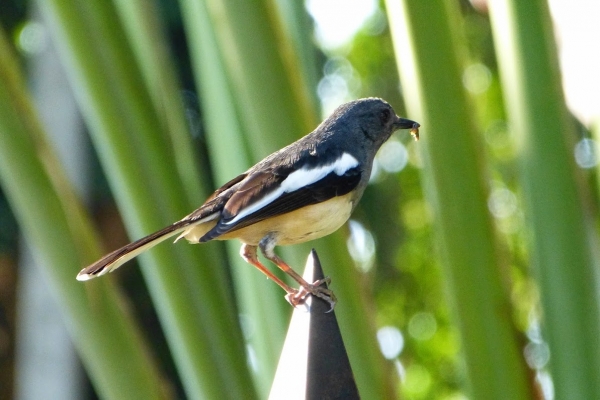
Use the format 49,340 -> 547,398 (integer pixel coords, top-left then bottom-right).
258,236 -> 337,311
240,244 -> 298,296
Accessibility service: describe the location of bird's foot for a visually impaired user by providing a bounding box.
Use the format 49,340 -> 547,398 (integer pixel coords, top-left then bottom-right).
285,277 -> 337,312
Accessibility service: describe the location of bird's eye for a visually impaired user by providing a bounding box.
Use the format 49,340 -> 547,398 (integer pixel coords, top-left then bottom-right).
379,109 -> 391,124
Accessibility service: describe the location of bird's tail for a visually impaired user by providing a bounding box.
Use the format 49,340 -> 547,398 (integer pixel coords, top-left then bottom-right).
76,220 -> 191,281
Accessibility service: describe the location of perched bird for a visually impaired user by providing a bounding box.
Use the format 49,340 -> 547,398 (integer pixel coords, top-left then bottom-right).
77,97 -> 419,310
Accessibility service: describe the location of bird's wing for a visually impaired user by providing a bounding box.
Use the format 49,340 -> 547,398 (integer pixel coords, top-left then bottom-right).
77,148 -> 362,278
199,150 -> 363,242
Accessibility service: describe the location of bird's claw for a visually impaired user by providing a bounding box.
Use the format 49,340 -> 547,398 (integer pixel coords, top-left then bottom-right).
285,277 -> 337,312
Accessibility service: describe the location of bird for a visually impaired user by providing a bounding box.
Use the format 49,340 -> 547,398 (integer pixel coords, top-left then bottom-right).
77,97 -> 419,310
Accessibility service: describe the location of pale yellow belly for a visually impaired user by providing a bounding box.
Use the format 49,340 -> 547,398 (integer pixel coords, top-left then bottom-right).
181,193 -> 354,246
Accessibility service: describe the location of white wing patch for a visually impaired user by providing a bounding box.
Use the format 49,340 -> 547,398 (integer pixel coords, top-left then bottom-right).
225,152 -> 359,225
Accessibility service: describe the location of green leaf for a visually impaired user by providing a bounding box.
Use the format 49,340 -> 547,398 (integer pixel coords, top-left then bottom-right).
0,25 -> 167,400
38,1 -> 255,398
489,0 -> 600,398
386,1 -> 534,398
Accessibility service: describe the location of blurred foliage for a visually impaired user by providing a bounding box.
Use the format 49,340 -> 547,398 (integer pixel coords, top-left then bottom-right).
0,0 -> 26,35
341,1 -> 579,398
345,5 -> 471,397
1,0 -> 598,399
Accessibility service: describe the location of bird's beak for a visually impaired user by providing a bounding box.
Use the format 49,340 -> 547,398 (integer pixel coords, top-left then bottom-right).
393,116 -> 421,141
393,116 -> 419,129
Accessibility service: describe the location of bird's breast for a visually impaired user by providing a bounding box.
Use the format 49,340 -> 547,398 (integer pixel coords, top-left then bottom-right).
219,193 -> 354,246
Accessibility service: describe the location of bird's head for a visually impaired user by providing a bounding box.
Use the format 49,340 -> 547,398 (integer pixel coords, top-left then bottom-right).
329,98 -> 419,147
